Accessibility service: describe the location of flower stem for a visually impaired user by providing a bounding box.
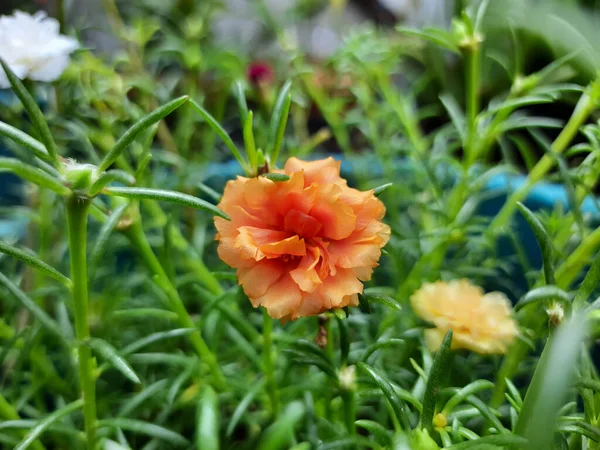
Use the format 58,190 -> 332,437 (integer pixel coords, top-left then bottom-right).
125,219 -> 226,390
464,42 -> 480,165
555,226 -> 600,290
262,309 -> 280,418
66,195 -> 97,450
57,0 -> 66,33
491,82 -> 599,232
341,389 -> 356,435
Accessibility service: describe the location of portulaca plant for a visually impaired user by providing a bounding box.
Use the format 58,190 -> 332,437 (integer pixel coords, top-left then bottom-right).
1,2 -> 600,450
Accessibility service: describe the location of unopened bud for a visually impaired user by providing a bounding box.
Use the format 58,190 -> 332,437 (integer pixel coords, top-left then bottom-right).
410,429 -> 440,449
433,412 -> 447,428
62,159 -> 98,193
547,302 -> 564,328
339,365 -> 356,391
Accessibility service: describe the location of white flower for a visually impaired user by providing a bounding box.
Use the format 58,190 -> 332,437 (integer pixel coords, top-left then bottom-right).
0,10 -> 79,88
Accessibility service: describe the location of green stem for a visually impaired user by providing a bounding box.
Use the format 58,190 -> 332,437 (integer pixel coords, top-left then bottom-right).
57,0 -> 66,33
125,219 -> 226,390
263,309 -> 280,418
491,84 -> 598,231
555,226 -> 600,289
66,196 -> 97,450
464,43 -> 480,164
143,201 -> 224,296
341,389 -> 356,435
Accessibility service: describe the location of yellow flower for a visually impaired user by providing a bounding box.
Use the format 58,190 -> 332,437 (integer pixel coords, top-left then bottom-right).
410,280 -> 519,354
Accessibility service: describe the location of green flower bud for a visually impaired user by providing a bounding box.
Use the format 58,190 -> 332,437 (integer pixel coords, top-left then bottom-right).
410,429 -> 440,450
62,159 -> 98,193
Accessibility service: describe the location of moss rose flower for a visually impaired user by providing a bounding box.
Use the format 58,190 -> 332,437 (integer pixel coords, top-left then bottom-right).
411,279 -> 519,354
0,11 -> 79,88
214,157 -> 390,320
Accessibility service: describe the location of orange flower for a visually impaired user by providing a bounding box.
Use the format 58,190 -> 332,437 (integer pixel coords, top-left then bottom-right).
411,280 -> 519,354
214,157 -> 390,320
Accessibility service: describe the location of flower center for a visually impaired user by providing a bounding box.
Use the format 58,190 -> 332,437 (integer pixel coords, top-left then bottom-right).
283,209 -> 322,239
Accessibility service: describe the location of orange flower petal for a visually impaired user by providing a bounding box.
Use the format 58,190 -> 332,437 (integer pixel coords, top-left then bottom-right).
235,226 -> 291,261
260,235 -> 307,258
283,209 -> 322,238
214,157 -> 389,320
290,247 -> 323,293
317,267 -> 364,309
238,260 -> 283,298
253,274 -> 303,319
285,156 -> 344,187
310,184 -> 356,240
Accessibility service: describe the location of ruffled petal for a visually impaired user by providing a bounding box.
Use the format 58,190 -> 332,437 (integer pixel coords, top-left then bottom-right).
310,184 -> 356,240
238,260 -> 284,299
285,156 -> 345,187
253,274 -> 303,319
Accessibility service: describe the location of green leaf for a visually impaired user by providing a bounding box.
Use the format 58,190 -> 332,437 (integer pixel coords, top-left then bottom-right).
197,183 -> 222,203
498,117 -> 563,133
190,99 -> 247,170
97,96 -> 189,173
287,339 -> 336,377
98,419 -> 189,447
118,379 -> 167,418
445,434 -> 528,449
122,328 -> 196,356
361,339 -> 405,362
89,170 -> 136,196
357,362 -> 410,430
355,420 -> 392,445
87,338 -> 141,384
0,59 -> 59,165
420,330 -> 452,431
440,93 -> 466,144
466,395 -> 507,433
257,401 -> 305,450
486,95 -> 554,115
0,157 -> 69,195
529,51 -> 581,90
267,81 -> 292,166
515,285 -> 571,311
514,314 -> 588,449
0,272 -> 67,344
196,386 -> 219,450
574,251 -> 600,309
233,79 -> 249,121
0,240 -> 71,287
0,121 -> 50,161
103,187 -> 229,220
226,379 -> 267,437
558,421 -> 600,441
397,27 -> 460,53
473,0 -> 491,33
243,111 -> 257,172
361,289 -> 402,311
373,183 -> 393,196
88,204 -> 128,282
262,173 -> 290,182
575,377 -> 600,392
112,308 -> 178,322
517,202 -> 555,284
442,380 -> 495,415
14,399 -> 83,450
